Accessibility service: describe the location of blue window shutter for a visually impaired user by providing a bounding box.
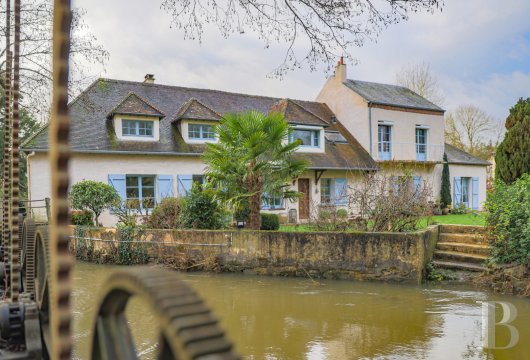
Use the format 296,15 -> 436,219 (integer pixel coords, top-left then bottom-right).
334,178 -> 347,205
157,175 -> 173,202
177,175 -> 193,197
454,177 -> 461,206
108,174 -> 126,201
413,176 -> 422,193
472,177 -> 479,210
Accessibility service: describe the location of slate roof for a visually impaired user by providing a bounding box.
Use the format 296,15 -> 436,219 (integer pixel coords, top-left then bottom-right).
445,143 -> 490,166
269,99 -> 329,127
173,98 -> 222,122
108,92 -> 164,118
23,78 -> 377,171
343,79 -> 444,113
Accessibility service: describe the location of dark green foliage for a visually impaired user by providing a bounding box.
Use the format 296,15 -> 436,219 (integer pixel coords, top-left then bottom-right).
71,210 -> 94,226
336,208 -> 348,219
495,98 -> 530,183
179,186 -> 227,229
485,174 -> 530,265
148,197 -> 182,229
116,225 -> 150,265
70,180 -> 121,226
260,213 -> 280,230
440,153 -> 452,208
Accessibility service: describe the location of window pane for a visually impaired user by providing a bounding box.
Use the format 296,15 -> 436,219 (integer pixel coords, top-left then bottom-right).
202,125 -> 215,139
126,187 -> 139,199
292,129 -> 312,146
142,187 -> 155,199
292,129 -> 320,147
122,120 -> 135,136
321,179 -> 332,204
189,124 -> 201,139
313,131 -> 320,147
126,176 -> 139,187
142,176 -> 155,187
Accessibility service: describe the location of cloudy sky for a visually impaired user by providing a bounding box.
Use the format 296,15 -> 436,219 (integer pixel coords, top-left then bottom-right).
76,0 -> 530,122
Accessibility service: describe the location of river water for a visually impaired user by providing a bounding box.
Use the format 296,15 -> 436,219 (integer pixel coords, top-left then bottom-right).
72,262 -> 530,360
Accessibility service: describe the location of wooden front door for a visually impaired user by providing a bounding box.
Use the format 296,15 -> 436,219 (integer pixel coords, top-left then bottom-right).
298,179 -> 310,220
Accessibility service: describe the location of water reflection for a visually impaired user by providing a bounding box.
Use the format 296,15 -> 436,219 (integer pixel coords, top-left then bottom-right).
72,262 -> 530,360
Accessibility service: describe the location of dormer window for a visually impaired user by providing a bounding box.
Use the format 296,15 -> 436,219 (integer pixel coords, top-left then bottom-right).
290,128 -> 320,148
122,119 -> 154,137
188,124 -> 215,140
108,92 -> 165,142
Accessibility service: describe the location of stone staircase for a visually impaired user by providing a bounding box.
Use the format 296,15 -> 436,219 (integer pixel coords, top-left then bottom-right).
433,225 -> 490,272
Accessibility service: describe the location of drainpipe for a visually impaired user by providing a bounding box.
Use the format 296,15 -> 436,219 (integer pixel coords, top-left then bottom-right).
26,151 -> 35,201
368,105 -> 373,157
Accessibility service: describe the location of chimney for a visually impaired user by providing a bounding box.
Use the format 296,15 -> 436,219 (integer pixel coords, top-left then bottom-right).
335,56 -> 347,83
144,74 -> 155,84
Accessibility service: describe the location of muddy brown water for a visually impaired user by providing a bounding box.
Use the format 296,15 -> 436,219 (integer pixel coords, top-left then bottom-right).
72,262 -> 530,359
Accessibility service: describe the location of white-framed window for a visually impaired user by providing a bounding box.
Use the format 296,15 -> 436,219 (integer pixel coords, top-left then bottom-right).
122,119 -> 154,137
188,124 -> 215,140
416,128 -> 428,161
378,125 -> 392,160
125,175 -> 156,210
262,192 -> 283,209
320,178 -> 347,205
290,129 -> 320,148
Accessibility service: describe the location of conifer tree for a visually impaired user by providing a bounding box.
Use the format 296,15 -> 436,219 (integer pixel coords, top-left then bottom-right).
440,153 -> 451,208
495,98 -> 530,183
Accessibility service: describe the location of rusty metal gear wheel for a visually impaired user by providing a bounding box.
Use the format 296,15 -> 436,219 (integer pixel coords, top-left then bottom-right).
21,217 -> 37,295
90,267 -> 239,360
34,226 -> 51,356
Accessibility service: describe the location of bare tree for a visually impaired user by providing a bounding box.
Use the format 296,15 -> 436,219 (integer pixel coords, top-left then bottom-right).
445,105 -> 495,155
0,1 -> 108,119
395,61 -> 444,106
161,0 -> 443,77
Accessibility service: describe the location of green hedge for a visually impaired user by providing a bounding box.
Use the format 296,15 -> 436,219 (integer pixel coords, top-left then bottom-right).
485,174 -> 530,264
260,213 -> 280,230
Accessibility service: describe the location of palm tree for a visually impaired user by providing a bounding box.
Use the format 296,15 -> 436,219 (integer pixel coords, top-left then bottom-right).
203,111 -> 307,229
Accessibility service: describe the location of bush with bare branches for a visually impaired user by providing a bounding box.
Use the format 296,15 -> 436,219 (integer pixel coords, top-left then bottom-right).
348,171 -> 432,232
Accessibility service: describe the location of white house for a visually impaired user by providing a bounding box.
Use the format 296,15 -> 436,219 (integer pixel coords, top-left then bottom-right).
317,58 -> 489,211
23,66 -> 489,227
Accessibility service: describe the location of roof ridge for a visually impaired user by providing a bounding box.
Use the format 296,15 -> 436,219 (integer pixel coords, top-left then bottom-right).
98,77 -> 328,107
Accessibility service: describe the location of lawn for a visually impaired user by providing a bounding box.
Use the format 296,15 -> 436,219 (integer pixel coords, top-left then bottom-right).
279,213 -> 486,232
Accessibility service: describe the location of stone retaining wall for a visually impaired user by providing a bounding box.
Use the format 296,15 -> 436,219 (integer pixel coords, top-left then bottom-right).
71,226 -> 440,283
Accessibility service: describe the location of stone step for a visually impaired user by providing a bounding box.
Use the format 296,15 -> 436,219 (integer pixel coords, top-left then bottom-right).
432,260 -> 486,272
433,250 -> 488,265
439,224 -> 487,235
436,242 -> 490,256
439,233 -> 489,245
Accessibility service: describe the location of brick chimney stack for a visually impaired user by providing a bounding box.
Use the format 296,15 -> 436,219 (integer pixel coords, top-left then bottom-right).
144,74 -> 155,84
335,57 -> 347,83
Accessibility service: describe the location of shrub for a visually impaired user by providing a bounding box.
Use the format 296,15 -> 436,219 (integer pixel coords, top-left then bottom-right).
179,186 -> 227,229
440,153 -> 452,208
485,174 -> 530,265
148,197 -> 182,229
348,170 -> 432,232
116,225 -> 150,265
70,180 -> 120,226
310,206 -> 350,231
336,208 -> 348,219
71,210 -> 94,226
260,213 -> 280,230
451,203 -> 468,215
